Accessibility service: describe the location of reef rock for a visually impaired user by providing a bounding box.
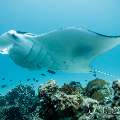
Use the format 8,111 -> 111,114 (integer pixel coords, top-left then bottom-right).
38,80 -> 83,120
0,85 -> 38,120
1,79 -> 120,120
60,81 -> 83,95
85,78 -> 113,104
112,80 -> 120,107
38,80 -> 58,97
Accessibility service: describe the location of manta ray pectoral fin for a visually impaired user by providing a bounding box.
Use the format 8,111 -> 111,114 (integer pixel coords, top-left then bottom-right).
66,64 -> 91,73
67,59 -> 91,73
36,28 -> 120,73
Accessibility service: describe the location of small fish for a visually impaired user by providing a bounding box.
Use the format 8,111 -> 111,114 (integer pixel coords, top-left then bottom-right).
41,73 -> 46,76
27,78 -> 30,81
1,84 -> 7,88
31,83 -> 34,86
33,78 -> 36,81
47,70 -> 56,74
2,77 -> 5,80
36,80 -> 39,82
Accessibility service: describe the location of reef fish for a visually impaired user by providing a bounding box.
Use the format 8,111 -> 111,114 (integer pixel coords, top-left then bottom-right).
0,27 -> 120,73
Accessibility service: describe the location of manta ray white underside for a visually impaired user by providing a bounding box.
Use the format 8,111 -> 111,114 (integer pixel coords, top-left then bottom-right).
0,27 -> 120,73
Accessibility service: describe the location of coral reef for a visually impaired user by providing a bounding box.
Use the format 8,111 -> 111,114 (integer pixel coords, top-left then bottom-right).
38,80 -> 83,120
112,80 -> 120,107
60,81 -> 83,95
0,85 -> 39,120
0,79 -> 120,120
38,80 -> 58,97
85,78 -> 113,104
85,78 -> 108,96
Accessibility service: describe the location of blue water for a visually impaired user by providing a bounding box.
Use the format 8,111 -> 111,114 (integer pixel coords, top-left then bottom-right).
0,0 -> 120,94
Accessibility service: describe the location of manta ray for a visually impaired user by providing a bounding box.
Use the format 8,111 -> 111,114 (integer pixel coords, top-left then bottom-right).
0,27 -> 120,73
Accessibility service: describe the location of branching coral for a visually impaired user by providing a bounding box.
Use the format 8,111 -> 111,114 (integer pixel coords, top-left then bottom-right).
38,80 -> 83,120
0,79 -> 120,120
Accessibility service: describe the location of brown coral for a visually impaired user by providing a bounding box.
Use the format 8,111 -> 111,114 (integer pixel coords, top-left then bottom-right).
60,81 -> 83,95
91,91 -> 105,102
85,78 -> 108,97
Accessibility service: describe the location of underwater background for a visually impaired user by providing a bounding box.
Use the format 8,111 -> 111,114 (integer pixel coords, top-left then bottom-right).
0,0 -> 120,95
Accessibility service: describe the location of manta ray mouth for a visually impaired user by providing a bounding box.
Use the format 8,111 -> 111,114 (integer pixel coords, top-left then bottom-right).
0,31 -> 14,53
